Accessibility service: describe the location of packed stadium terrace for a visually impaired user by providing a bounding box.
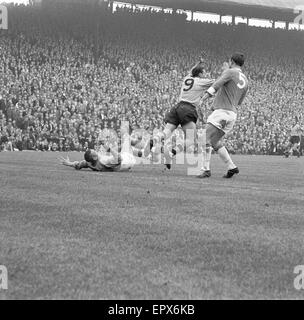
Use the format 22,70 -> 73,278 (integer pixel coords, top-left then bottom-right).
0,3 -> 303,154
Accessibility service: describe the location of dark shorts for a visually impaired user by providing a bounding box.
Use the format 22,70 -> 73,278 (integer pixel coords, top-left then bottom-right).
164,102 -> 198,127
290,136 -> 300,144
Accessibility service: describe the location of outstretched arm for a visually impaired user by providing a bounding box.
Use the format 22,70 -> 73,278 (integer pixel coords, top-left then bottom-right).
59,156 -> 89,170
187,56 -> 205,76
207,67 -> 232,96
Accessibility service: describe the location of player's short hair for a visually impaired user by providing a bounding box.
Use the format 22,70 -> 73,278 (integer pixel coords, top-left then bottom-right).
191,63 -> 205,77
84,149 -> 94,163
231,53 -> 245,67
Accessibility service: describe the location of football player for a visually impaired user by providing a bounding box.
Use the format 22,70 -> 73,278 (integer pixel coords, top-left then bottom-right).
59,135 -> 151,172
284,122 -> 303,158
151,59 -> 214,169
197,53 -> 249,179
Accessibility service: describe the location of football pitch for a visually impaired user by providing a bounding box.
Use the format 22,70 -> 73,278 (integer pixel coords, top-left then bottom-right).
0,152 -> 303,300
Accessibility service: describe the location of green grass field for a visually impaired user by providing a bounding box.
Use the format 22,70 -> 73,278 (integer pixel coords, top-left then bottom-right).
0,152 -> 304,300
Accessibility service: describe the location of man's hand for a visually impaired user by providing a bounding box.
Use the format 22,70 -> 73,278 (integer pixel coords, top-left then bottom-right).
59,155 -> 74,167
201,93 -> 210,102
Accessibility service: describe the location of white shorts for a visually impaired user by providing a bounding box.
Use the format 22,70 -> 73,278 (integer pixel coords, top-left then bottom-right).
119,152 -> 136,171
207,109 -> 237,134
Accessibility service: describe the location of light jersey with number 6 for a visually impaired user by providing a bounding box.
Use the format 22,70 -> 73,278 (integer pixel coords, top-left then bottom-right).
179,76 -> 214,108
210,67 -> 249,114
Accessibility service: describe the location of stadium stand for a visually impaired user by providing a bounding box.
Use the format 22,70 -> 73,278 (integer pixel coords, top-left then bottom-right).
0,2 -> 303,155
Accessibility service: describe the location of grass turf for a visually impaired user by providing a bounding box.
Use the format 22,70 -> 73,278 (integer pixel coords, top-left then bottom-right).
0,152 -> 304,300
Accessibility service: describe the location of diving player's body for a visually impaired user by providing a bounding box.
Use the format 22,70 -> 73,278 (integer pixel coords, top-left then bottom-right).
197,53 -> 249,179
59,136 -> 150,172
60,149 -> 136,172
284,123 -> 303,158
151,59 -> 214,169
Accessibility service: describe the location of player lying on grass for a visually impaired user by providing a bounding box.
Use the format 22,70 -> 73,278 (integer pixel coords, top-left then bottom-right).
59,136 -> 152,172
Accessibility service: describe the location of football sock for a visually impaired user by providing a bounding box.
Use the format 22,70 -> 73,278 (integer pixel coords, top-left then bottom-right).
163,143 -> 173,165
201,146 -> 212,171
172,143 -> 183,156
217,146 -> 236,170
154,132 -> 165,145
151,133 -> 165,156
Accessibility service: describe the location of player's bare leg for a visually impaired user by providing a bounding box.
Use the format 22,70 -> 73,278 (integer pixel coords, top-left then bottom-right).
161,122 -> 197,170
181,121 -> 197,154
154,123 -> 176,150
197,124 -> 238,179
292,143 -> 301,158
197,124 -> 223,178
151,122 -> 198,170
130,136 -> 148,158
151,123 -> 177,169
197,143 -> 213,178
284,142 -> 293,158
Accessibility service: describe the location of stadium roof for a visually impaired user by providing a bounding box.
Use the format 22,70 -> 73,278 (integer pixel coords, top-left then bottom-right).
216,0 -> 302,10
125,0 -> 302,23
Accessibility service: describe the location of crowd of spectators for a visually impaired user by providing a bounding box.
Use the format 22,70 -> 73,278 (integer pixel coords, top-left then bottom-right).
0,2 -> 303,155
